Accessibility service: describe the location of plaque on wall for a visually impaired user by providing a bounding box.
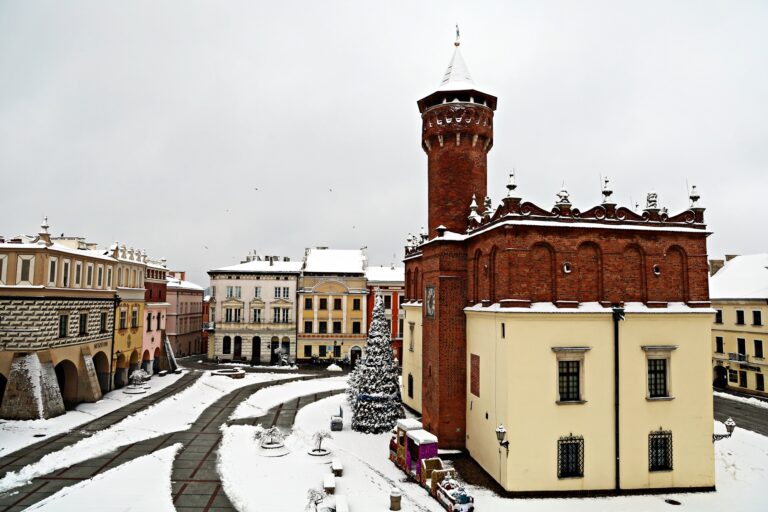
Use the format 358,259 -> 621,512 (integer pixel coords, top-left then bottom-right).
425,285 -> 436,319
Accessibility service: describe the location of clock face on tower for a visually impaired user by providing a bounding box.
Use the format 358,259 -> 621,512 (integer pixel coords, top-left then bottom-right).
425,285 -> 436,318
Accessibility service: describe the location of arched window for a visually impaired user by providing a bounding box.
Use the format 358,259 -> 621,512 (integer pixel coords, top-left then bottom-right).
222,336 -> 231,354
407,374 -> 414,399
472,249 -> 483,303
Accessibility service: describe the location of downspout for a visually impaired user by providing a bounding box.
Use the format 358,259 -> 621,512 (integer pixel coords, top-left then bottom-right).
612,305 -> 625,491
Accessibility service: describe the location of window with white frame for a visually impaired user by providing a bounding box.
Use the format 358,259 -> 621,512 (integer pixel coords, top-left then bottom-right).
117,267 -> 122,287
17,255 -> 35,285
62,259 -> 70,287
0,255 -> 7,284
107,267 -> 112,288
48,257 -> 58,286
409,322 -> 415,351
75,261 -> 82,287
86,263 -> 94,287
254,286 -> 261,298
131,307 -> 139,328
225,308 -> 241,322
552,346 -> 591,404
97,265 -> 103,288
274,287 -> 281,299
253,309 -> 262,323
119,309 -> 127,329
642,345 -> 677,399
283,287 -> 289,298
226,286 -> 241,299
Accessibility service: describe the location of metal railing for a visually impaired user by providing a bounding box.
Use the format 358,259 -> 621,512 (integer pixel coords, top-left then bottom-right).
728,352 -> 749,363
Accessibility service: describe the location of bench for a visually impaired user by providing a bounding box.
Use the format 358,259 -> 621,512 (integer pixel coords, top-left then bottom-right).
334,494 -> 349,512
331,458 -> 343,477
323,473 -> 336,494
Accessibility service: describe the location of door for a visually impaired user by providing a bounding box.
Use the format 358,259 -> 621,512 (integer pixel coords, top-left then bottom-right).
350,347 -> 362,367
252,336 -> 261,364
271,338 -> 280,364
234,336 -> 242,359
739,370 -> 748,388
738,338 -> 746,357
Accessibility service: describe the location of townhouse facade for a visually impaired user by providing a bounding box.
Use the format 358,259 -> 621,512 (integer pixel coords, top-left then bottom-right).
0,221 -> 116,419
166,271 -> 204,357
710,254 -> 767,396
297,248 -> 368,365
365,265 -> 405,362
207,255 -> 301,363
143,257 -> 170,374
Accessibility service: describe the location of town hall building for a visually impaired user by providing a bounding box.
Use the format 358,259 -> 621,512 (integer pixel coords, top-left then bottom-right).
401,39 -> 715,495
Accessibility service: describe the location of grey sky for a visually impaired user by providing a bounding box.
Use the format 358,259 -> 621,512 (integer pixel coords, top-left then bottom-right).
1,0 -> 766,287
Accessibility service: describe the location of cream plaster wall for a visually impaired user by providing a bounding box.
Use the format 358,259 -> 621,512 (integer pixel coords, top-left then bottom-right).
401,303 -> 423,413
465,310 -> 715,493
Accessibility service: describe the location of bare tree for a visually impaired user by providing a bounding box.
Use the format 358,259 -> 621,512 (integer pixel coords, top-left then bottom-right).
313,430 -> 333,452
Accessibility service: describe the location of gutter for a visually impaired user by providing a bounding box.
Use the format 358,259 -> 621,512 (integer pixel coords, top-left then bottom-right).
612,306 -> 625,491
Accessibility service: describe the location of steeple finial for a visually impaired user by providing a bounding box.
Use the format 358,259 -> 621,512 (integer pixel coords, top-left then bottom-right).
455,24 -> 460,47
506,169 -> 518,197
601,176 -> 614,204
40,216 -> 49,234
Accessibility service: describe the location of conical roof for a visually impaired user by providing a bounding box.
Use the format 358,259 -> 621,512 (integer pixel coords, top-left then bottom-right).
437,46 -> 475,92
417,42 -> 497,112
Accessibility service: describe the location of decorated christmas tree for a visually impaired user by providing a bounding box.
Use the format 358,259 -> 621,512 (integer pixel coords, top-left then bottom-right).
349,293 -> 405,433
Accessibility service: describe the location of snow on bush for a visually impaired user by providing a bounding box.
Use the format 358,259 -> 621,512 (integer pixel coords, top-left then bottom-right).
326,363 -> 342,372
348,294 -> 404,434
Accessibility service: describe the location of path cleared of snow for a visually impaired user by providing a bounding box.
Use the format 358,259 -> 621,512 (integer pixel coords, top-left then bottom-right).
0,372 -> 302,493
0,370 -> 186,458
24,443 -> 181,512
229,376 -> 348,420
228,394 -> 768,512
714,390 -> 768,410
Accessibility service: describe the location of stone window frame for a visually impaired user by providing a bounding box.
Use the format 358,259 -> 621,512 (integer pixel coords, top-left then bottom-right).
552,346 -> 591,404
96,264 -> 104,288
86,262 -> 94,288
0,254 -> 7,284
409,322 -> 415,351
48,256 -> 58,286
62,259 -> 71,287
16,254 -> 35,285
74,261 -> 82,288
106,266 -> 113,289
642,345 -> 678,401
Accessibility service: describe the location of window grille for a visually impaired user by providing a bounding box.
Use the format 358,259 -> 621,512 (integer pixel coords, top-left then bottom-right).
648,359 -> 667,397
648,430 -> 673,471
558,360 -> 580,401
557,434 -> 584,478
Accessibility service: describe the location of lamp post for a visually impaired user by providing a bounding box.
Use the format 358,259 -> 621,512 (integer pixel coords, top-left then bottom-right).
495,424 -> 509,454
713,417 -> 737,442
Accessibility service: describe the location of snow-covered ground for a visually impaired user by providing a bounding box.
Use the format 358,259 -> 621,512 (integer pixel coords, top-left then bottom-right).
229,376 -> 348,420
0,370 -> 187,458
714,390 -> 768,410
23,444 -> 181,512
0,371 -> 303,493
220,393 -> 768,512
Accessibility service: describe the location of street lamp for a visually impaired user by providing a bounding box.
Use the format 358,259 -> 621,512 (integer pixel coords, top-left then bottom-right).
495,424 -> 509,454
713,417 -> 737,442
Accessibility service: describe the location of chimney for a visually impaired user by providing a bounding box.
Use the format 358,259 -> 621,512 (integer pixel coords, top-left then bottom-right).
709,259 -> 725,276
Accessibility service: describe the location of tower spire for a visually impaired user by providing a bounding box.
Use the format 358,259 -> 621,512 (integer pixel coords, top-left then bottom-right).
455,24 -> 460,47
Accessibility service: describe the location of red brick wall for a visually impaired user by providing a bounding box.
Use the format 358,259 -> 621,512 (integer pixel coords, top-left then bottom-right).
465,225 -> 709,307
422,103 -> 493,235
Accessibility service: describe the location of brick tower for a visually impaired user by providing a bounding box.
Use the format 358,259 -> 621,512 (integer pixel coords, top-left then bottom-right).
414,37 -> 497,449
417,38 -> 497,236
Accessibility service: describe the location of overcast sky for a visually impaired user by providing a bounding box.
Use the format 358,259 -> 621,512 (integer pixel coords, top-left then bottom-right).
1,0 -> 766,287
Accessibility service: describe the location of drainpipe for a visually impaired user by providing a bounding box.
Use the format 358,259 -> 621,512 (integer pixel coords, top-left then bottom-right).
612,305 -> 625,491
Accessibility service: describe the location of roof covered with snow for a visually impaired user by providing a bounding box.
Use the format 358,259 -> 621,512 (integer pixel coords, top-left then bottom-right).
209,259 -> 302,274
437,46 -> 475,92
710,254 -> 768,300
396,418 -> 423,431
303,248 -> 366,274
167,278 -> 204,292
365,265 -> 404,284
407,429 -> 438,445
